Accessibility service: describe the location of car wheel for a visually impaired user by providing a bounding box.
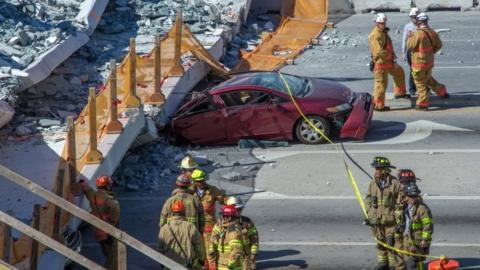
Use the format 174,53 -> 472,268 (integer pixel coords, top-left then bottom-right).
295,115 -> 331,144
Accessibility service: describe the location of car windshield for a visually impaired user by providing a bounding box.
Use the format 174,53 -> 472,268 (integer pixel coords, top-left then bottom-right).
248,72 -> 309,97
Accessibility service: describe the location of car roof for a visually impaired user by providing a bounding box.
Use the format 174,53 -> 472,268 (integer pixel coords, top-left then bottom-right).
209,71 -> 282,94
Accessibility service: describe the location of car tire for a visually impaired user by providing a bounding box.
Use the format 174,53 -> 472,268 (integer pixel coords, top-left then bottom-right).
295,115 -> 331,144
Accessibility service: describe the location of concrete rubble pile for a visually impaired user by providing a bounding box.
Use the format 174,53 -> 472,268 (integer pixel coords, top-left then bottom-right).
223,11 -> 279,68
1,0 -> 244,134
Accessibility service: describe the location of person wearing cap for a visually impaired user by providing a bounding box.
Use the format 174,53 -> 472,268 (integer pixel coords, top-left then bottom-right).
402,8 -> 420,97
393,169 -> 420,269
158,200 -> 206,269
365,157 -> 402,270
159,174 -> 204,231
369,13 -> 409,112
180,155 -> 199,178
226,196 -> 259,270
208,205 -> 245,270
79,175 -> 120,270
395,183 -> 433,270
407,12 -> 449,110
190,169 -> 226,265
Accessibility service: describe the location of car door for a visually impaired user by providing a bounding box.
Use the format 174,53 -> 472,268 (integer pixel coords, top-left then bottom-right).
172,95 -> 226,144
220,89 -> 283,141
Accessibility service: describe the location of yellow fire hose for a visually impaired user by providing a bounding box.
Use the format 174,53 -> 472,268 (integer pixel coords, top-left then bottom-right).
278,72 -> 448,264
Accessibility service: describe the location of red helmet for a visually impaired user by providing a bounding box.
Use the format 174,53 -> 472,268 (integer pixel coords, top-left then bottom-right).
221,205 -> 238,217
176,174 -> 191,187
398,169 -> 419,183
95,175 -> 111,187
171,200 -> 185,213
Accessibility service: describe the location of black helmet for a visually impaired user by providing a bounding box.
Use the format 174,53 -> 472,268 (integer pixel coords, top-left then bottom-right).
371,156 -> 396,169
397,169 -> 420,183
404,183 -> 421,197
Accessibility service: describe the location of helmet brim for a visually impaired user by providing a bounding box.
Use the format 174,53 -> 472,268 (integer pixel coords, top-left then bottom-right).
371,163 -> 396,169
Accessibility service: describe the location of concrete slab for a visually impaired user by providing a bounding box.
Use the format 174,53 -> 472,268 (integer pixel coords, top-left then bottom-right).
351,0 -> 411,12
0,101 -> 14,129
415,0 -> 474,10
0,139 -> 65,220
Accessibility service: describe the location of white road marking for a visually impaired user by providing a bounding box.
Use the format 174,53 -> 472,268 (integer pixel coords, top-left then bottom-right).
117,194 -> 480,201
253,149 -> 480,161
261,242 -> 480,248
81,241 -> 480,248
249,193 -> 480,201
435,65 -> 480,69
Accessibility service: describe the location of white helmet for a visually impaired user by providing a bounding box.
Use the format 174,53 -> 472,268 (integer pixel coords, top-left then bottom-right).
409,8 -> 419,17
226,196 -> 245,209
375,13 -> 387,23
416,12 -> 429,22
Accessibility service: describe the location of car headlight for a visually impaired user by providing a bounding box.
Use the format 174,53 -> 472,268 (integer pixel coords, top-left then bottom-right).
326,92 -> 355,113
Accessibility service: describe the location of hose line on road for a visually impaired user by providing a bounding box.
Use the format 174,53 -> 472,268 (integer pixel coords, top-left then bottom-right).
278,72 -> 448,262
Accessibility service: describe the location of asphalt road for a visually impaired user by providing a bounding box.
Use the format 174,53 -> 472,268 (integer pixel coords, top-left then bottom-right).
74,12 -> 480,270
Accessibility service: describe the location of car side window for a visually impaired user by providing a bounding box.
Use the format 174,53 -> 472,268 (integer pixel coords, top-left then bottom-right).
220,91 -> 271,107
187,100 -> 216,115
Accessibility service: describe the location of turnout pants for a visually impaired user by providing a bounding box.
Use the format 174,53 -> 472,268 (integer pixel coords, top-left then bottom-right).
100,236 -> 117,270
373,64 -> 407,109
412,68 -> 447,108
394,236 -> 427,270
373,225 -> 397,268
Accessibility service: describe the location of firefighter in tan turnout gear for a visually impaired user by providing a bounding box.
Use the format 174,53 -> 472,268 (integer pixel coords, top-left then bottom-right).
79,175 -> 120,270
369,13 -> 409,111
407,12 -> 449,110
394,183 -> 433,270
190,168 -> 226,266
159,174 -> 204,231
208,205 -> 246,270
226,196 -> 259,270
365,157 -> 401,270
158,200 -> 206,269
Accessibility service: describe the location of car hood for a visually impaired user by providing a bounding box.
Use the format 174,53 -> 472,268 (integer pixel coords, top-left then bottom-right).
307,78 -> 352,103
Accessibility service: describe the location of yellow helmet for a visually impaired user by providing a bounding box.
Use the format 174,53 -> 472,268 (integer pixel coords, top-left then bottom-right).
180,156 -> 198,170
191,169 -> 207,182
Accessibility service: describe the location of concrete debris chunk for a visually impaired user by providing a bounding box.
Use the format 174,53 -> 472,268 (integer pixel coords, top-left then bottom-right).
222,171 -> 242,181
38,119 -> 61,127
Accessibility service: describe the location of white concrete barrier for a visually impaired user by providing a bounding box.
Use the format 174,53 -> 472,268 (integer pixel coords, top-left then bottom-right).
414,0 -> 473,10
0,101 -> 14,129
352,0 -> 411,12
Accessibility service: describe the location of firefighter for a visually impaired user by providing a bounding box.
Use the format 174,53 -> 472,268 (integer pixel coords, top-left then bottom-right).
190,169 -> 226,258
369,13 -> 409,111
407,12 -> 449,110
158,200 -> 206,269
180,155 -> 199,178
208,205 -> 245,270
79,175 -> 120,270
365,157 -> 401,270
226,196 -> 259,270
160,174 -> 204,231
402,8 -> 420,96
393,169 -> 420,269
395,183 -> 433,270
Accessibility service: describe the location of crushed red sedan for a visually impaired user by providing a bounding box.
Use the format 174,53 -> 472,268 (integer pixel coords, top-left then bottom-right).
169,72 -> 373,145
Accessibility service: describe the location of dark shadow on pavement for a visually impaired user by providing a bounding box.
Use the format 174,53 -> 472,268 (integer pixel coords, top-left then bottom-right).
257,249 -> 308,269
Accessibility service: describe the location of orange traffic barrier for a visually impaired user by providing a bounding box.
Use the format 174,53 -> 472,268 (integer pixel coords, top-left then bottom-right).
429,258 -> 460,270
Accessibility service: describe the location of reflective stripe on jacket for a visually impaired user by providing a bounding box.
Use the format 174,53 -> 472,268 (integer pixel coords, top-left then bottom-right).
407,27 -> 442,70
369,26 -> 397,70
159,189 -> 204,230
208,220 -> 245,270
365,175 -> 401,225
